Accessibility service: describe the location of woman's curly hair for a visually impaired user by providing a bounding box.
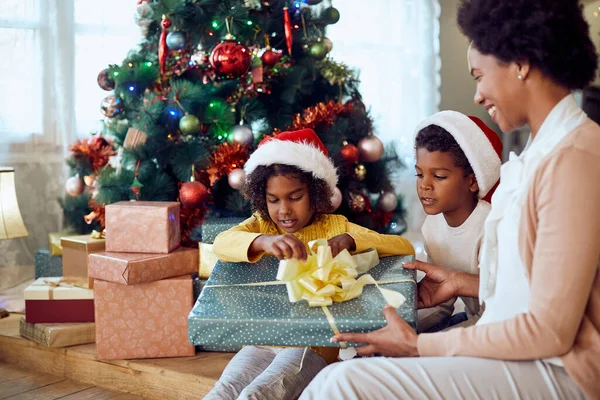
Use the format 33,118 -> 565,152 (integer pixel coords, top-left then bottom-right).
458,0 -> 597,89
242,164 -> 333,220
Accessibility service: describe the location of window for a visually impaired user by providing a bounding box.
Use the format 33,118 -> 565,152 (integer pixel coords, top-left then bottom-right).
0,0 -> 43,138
0,0 -> 139,145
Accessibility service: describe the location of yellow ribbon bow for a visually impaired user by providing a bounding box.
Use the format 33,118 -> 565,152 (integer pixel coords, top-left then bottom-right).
90,229 -> 106,239
276,239 -> 407,308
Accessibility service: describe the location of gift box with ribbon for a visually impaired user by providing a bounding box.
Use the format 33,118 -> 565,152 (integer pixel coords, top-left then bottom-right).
88,247 -> 199,285
61,232 -> 106,288
105,201 -> 181,254
94,274 -> 195,360
34,248 -> 63,279
24,277 -> 94,324
188,241 -> 416,349
19,317 -> 95,348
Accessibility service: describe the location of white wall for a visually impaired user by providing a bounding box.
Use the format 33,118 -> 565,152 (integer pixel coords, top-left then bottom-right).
584,0 -> 600,86
439,0 -> 494,125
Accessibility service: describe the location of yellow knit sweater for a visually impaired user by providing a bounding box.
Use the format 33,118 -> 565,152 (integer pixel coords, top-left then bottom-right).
213,213 -> 415,262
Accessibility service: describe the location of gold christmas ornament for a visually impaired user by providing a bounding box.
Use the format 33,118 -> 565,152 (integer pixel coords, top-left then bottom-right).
354,163 -> 367,181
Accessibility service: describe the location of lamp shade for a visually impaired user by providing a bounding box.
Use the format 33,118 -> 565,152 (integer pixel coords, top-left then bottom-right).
0,168 -> 28,240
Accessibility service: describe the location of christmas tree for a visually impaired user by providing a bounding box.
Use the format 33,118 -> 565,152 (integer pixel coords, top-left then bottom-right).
61,0 -> 406,247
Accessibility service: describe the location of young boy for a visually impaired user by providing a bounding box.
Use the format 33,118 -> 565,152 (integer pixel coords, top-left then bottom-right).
412,111 -> 502,332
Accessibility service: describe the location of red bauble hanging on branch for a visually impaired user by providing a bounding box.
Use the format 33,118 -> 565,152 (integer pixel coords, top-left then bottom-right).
283,7 -> 293,56
180,180 -> 208,208
340,143 -> 359,164
261,47 -> 283,67
209,35 -> 251,79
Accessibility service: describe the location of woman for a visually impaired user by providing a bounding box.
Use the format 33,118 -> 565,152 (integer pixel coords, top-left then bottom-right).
300,0 -> 600,398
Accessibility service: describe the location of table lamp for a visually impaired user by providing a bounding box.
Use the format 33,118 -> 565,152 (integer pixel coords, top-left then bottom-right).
0,167 -> 28,240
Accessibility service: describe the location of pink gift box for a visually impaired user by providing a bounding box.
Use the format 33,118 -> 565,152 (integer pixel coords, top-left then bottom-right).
88,247 -> 199,285
94,275 -> 195,360
105,201 -> 180,254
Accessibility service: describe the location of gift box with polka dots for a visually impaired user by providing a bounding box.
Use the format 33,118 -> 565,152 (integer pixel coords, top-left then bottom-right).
188,255 -> 416,349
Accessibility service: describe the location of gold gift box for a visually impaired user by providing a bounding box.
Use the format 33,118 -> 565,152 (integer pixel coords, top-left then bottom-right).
61,234 -> 106,288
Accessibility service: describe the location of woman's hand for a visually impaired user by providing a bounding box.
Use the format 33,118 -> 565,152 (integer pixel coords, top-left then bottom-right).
251,234 -> 307,261
402,260 -> 459,309
331,305 -> 419,357
327,233 -> 356,257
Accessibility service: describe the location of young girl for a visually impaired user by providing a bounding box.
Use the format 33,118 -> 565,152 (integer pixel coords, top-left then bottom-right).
408,111 -> 502,333
207,128 -> 415,400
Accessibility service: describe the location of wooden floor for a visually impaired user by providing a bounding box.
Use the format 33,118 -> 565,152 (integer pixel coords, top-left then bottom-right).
0,314 -> 234,399
0,362 -> 145,399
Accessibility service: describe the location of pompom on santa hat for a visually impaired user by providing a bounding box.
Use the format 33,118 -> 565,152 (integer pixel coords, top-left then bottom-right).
415,111 -> 503,202
244,128 -> 338,193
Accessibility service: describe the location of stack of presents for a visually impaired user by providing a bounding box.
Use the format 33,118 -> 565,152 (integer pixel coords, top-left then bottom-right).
25,201 -> 417,362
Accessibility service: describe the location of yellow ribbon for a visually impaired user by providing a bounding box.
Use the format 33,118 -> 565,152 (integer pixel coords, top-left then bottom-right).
277,239 -> 408,308
91,229 -> 106,239
204,240 -> 415,348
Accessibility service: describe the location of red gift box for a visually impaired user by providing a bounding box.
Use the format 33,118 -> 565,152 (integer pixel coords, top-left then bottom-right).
24,277 -> 94,324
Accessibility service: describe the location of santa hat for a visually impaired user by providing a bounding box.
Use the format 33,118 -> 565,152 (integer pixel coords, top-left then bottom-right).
415,111 -> 503,202
244,128 -> 338,193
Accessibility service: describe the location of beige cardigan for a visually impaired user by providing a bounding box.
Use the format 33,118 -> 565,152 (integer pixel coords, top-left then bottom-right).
417,119 -> 600,399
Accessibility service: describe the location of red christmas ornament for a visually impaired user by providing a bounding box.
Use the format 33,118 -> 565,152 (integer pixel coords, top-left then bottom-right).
261,47 -> 283,66
340,143 -> 359,164
159,16 -> 172,78
180,181 -> 208,208
283,7 -> 293,56
209,38 -> 251,78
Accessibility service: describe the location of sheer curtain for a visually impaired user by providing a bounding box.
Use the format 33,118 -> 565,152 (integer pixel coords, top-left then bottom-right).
326,0 -> 440,232
0,0 -> 139,296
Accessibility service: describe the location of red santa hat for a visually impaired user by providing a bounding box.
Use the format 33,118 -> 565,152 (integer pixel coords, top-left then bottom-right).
244,128 -> 338,193
415,111 -> 503,202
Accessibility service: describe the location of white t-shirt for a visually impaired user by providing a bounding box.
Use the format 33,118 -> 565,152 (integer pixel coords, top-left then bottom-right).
422,200 -> 490,321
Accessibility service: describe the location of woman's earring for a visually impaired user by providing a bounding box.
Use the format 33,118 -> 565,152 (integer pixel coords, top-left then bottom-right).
518,75 -> 523,80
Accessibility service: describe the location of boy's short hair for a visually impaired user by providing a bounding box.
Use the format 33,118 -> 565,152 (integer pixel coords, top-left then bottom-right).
243,163 -> 333,220
415,124 -> 474,176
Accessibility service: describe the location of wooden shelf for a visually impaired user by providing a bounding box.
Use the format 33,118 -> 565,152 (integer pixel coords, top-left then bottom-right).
0,314 -> 234,399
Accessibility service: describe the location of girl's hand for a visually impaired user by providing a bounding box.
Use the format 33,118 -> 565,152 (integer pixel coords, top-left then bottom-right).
255,234 -> 307,261
402,260 -> 458,309
327,233 -> 356,257
331,305 -> 419,357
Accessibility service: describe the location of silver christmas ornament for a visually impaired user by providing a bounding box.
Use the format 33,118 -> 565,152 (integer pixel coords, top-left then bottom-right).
166,31 -> 186,50
228,168 -> 246,190
329,186 -> 342,212
358,135 -> 384,162
231,124 -> 254,146
65,175 -> 85,196
379,191 -> 398,212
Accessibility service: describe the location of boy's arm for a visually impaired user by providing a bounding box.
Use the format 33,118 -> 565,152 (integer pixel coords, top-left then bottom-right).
345,221 -> 415,257
212,216 -> 265,262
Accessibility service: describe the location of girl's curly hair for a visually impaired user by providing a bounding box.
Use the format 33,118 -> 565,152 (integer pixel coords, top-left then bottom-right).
242,164 -> 333,220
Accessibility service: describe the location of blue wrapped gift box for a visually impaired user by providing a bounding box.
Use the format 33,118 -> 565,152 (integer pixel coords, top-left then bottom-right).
35,248 -> 63,279
200,217 -> 247,244
188,254 -> 416,349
